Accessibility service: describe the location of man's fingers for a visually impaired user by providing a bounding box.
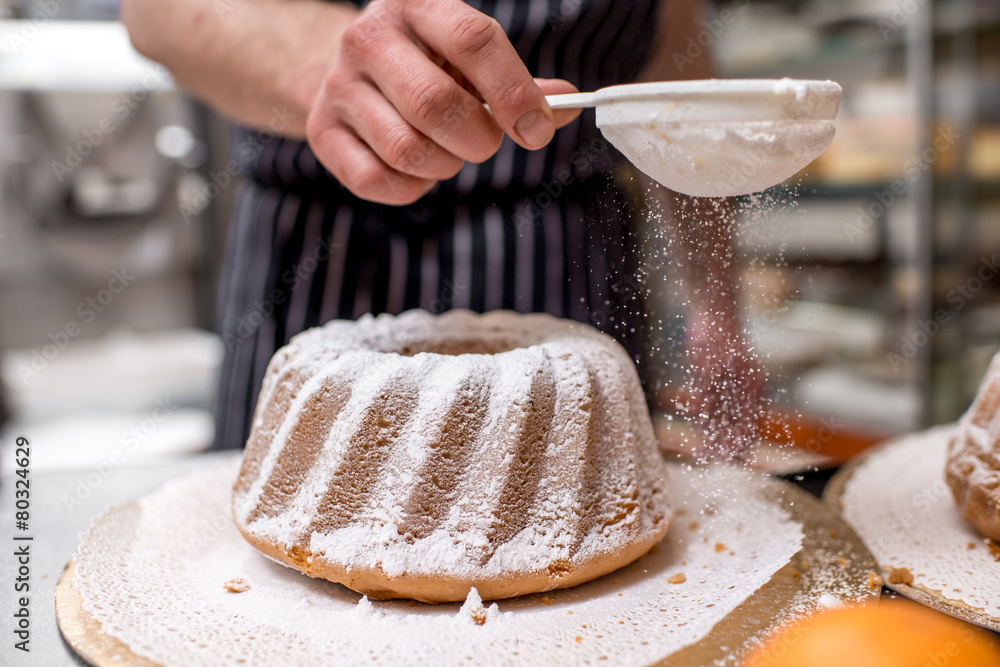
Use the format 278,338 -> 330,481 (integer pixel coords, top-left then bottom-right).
308,122 -> 437,205
330,80 -> 465,180
307,0 -> 583,207
404,1 -> 555,149
358,38 -> 505,163
535,78 -> 583,129
341,7 -> 504,163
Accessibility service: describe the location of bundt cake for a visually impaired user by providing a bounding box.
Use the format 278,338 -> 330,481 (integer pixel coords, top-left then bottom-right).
232,309 -> 672,603
946,353 -> 1000,541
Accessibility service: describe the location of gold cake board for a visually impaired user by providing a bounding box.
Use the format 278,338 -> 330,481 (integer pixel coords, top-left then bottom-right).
825,428 -> 1000,634
57,472 -> 879,666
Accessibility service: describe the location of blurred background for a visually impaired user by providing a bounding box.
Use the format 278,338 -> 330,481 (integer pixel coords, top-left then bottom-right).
0,0 -> 998,472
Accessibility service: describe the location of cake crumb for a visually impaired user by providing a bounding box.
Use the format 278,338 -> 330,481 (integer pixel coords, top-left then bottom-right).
408,600 -> 416,607
867,571 -> 883,590
888,567 -> 913,585
688,521 -> 699,530
223,578 -> 250,593
458,587 -> 489,626
575,636 -> 582,643
541,597 -> 552,605
668,573 -> 686,584
714,542 -> 726,553
837,557 -> 847,566
967,542 -> 976,550
829,530 -> 838,539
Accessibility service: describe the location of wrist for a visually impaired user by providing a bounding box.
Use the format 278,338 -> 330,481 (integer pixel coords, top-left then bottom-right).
281,2 -> 362,137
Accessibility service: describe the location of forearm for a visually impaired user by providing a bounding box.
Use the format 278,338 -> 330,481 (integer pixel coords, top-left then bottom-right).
120,0 -> 359,137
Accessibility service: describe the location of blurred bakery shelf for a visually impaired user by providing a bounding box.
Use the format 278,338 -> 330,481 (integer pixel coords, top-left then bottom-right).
0,327 -> 223,472
706,0 -> 1000,431
0,17 -> 238,469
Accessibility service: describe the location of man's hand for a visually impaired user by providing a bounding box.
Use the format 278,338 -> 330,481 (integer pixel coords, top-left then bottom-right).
122,0 -> 581,205
306,0 -> 581,204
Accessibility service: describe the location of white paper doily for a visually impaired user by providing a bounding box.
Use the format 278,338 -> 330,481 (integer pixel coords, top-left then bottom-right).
66,456 -> 876,666
828,424 -> 1000,631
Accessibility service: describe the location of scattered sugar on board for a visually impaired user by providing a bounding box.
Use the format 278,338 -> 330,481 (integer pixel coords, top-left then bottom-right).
841,425 -> 1000,621
73,457 -> 811,666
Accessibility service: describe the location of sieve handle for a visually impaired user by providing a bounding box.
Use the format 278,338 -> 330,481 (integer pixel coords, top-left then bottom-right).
544,92 -> 598,110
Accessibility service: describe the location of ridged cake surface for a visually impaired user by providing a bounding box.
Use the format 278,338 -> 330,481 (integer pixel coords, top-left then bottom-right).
233,309 -> 672,602
946,353 -> 1000,540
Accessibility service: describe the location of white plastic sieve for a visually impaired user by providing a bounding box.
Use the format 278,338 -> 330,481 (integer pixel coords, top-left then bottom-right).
546,78 -> 842,197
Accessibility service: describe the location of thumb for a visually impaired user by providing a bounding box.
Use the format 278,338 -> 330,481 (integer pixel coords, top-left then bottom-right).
534,78 -> 583,128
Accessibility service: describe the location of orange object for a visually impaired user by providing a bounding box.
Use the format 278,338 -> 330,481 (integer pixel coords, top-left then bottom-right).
742,600 -> 1000,667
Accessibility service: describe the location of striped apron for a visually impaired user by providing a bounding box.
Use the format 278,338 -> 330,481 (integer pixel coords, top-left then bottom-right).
213,0 -> 661,449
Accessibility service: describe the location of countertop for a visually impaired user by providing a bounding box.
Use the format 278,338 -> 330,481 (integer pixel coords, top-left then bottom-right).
0,452 -> 232,666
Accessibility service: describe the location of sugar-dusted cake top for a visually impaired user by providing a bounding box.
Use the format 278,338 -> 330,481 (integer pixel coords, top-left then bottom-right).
233,309 -> 672,601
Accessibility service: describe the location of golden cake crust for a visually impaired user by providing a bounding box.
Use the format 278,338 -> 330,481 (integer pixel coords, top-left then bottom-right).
232,309 -> 672,602
946,354 -> 1000,541
235,518 -> 664,603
